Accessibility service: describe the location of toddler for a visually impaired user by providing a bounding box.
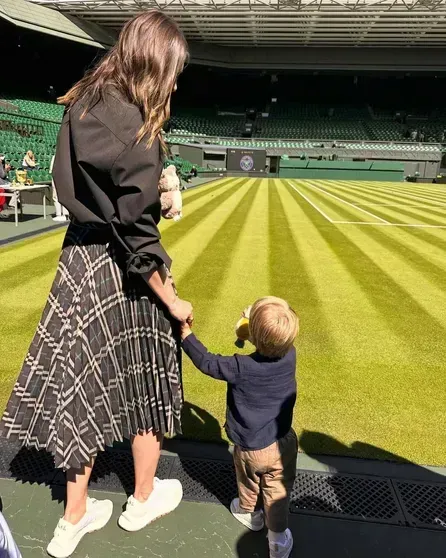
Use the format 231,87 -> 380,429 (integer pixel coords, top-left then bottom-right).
181,296 -> 299,558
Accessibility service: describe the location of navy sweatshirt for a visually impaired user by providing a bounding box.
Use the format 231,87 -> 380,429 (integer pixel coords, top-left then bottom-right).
182,333 -> 297,450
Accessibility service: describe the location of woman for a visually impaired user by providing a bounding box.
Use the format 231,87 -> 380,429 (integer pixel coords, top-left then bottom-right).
22,150 -> 38,170
0,11 -> 192,558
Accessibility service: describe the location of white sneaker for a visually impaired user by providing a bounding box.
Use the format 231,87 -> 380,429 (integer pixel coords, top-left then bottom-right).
47,497 -> 113,558
53,215 -> 67,222
118,478 -> 183,532
269,528 -> 293,558
230,498 -> 264,531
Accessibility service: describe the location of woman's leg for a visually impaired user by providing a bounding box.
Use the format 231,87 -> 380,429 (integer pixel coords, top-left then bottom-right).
132,430 -> 163,502
64,459 -> 95,524
48,458 -> 113,556
118,430 -> 183,532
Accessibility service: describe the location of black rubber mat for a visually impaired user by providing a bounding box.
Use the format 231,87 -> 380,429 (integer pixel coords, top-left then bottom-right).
0,439 -> 445,531
394,480 -> 446,530
170,457 -> 238,505
291,471 -> 405,525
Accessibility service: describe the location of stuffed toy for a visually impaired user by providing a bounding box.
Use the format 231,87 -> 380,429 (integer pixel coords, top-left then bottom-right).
159,165 -> 182,221
235,306 -> 252,342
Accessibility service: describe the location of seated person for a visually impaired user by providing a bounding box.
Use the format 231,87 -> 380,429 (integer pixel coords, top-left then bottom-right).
22,151 -> 38,171
0,157 -> 12,218
0,188 -> 6,219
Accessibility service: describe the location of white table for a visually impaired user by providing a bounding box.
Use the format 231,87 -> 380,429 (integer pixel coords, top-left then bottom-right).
1,183 -> 51,226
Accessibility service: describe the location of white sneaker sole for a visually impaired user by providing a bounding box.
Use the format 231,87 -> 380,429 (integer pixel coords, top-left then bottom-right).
118,484 -> 183,532
269,534 -> 294,558
47,503 -> 114,558
230,500 -> 264,532
269,545 -> 293,558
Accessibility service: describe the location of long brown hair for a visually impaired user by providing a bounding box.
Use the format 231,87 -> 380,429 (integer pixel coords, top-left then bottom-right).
58,10 -> 188,148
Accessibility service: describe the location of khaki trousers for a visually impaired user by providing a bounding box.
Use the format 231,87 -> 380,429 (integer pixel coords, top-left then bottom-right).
233,429 -> 298,533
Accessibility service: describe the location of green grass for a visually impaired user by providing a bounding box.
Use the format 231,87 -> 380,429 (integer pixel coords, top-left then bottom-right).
1,178 -> 446,465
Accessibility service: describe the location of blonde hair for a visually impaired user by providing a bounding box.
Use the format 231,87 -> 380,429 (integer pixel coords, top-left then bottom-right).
249,296 -> 299,359
58,10 -> 188,149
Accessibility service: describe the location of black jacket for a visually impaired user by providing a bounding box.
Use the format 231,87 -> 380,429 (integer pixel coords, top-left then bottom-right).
183,333 -> 297,450
53,88 -> 170,276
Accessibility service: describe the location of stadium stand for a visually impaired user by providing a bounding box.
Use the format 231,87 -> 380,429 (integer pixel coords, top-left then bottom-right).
0,96 -> 62,182
171,109 -> 244,137
1,96 -> 64,122
1,92 -> 444,185
169,102 -> 446,143
164,155 -> 206,180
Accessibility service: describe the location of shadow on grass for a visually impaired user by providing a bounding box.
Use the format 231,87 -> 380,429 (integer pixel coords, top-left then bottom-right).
180,401 -> 226,444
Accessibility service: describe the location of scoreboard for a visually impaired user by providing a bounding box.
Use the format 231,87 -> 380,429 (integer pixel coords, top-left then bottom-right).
226,149 -> 266,173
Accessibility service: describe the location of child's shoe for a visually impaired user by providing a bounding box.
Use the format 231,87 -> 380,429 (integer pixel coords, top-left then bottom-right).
230,498 -> 264,531
268,528 -> 293,558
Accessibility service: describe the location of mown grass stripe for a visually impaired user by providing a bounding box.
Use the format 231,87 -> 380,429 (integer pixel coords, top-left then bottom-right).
312,184 -> 446,278
0,229 -> 64,264
397,226 -> 446,253
308,181 -> 390,223
399,184 -> 446,200
313,188 -> 446,289
177,179 -> 261,325
182,177 -> 236,207
167,180 -> 257,283
340,181 -> 446,214
297,180 -> 380,223
323,181 -> 446,223
337,180 -> 446,209
0,247 -> 62,287
346,181 -> 446,203
328,182 -> 446,251
289,182 -> 446,355
310,181 -> 446,226
179,179 -> 269,442
161,178 -> 245,248
269,179 -> 335,353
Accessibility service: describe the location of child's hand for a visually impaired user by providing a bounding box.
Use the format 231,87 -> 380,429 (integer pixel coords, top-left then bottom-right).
180,321 -> 192,341
242,305 -> 252,319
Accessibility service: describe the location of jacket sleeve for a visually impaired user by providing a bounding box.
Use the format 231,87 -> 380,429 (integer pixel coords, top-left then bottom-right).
182,333 -> 239,384
110,137 -> 171,276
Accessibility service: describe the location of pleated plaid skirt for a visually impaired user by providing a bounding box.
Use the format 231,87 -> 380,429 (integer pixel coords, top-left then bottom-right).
0,222 -> 182,470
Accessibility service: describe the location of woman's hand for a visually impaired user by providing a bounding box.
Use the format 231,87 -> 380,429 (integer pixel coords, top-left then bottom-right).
168,298 -> 193,323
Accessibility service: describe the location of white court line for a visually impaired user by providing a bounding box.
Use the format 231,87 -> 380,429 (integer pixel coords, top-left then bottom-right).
302,181 -> 390,224
341,181 -> 446,198
335,179 -> 446,198
286,180 -> 333,223
332,181 -> 446,207
332,221 -> 446,229
356,203 -> 446,208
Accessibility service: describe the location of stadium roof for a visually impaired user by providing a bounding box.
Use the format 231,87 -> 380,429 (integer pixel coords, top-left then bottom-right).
0,0 -> 116,48
28,0 -> 446,47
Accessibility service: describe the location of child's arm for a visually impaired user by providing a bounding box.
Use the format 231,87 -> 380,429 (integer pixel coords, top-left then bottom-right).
181,325 -> 238,383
